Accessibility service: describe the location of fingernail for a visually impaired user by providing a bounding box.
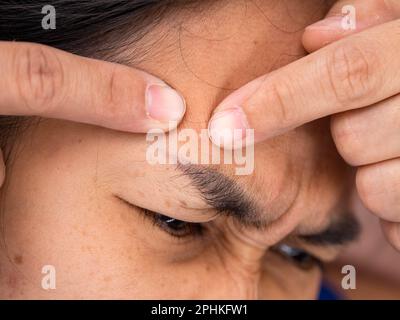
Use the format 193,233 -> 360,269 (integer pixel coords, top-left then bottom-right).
146,84 -> 186,122
306,16 -> 344,31
208,106 -> 249,148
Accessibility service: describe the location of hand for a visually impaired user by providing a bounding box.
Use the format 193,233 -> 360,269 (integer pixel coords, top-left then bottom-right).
208,0 -> 400,250
0,41 -> 186,187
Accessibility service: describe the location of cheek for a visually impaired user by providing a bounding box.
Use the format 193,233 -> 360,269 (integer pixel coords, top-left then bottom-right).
0,119 -> 329,299
259,252 -> 322,299
0,121 -> 150,298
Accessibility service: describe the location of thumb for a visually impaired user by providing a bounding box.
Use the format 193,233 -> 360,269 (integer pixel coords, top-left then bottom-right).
302,0 -> 400,52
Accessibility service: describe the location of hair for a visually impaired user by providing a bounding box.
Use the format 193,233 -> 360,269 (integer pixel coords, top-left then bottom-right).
0,0 -> 204,157
1,1 -> 192,57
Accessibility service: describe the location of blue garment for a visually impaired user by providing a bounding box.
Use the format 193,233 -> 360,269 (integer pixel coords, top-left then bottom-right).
318,281 -> 343,300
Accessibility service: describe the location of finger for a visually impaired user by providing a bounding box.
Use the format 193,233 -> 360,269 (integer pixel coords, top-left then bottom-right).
381,220 -> 400,251
331,94 -> 400,166
356,158 -> 400,223
303,0 -> 400,52
208,20 -> 400,147
0,149 -> 4,187
0,42 -> 186,133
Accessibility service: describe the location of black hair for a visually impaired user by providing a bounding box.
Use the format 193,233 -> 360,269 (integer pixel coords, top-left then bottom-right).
0,1 -> 190,58
0,0 -> 202,154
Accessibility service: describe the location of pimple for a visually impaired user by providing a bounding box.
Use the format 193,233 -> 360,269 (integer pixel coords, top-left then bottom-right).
13,255 -> 23,265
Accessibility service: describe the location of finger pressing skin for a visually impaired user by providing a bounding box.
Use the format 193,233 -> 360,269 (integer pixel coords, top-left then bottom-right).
381,220 -> 400,251
356,158 -> 400,223
331,94 -> 400,166
303,0 -> 400,52
0,42 -> 186,133
208,20 -> 400,147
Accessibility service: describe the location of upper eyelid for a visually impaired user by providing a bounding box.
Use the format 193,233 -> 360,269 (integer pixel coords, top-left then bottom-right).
114,193 -> 218,223
114,196 -> 204,235
115,195 -> 325,263
141,207 -> 202,226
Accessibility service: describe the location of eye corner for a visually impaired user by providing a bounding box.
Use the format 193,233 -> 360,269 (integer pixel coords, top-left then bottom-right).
272,243 -> 324,271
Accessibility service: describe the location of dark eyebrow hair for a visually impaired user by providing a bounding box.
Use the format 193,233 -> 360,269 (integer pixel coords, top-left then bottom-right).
300,213 -> 361,246
177,164 -> 266,228
178,164 -> 360,247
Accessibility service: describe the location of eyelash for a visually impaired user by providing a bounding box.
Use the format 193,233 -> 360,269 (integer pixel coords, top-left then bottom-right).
140,209 -> 322,269
272,244 -> 323,270
141,209 -> 204,239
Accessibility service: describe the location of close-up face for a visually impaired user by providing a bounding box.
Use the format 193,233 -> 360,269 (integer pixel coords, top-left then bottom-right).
0,0 -> 361,299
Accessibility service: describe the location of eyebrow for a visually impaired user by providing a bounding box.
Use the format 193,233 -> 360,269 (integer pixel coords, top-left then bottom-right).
300,214 -> 361,246
177,164 -> 360,247
177,164 -> 265,228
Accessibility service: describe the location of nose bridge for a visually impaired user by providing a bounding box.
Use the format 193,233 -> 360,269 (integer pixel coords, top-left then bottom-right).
211,221 -> 271,299
217,257 -> 261,300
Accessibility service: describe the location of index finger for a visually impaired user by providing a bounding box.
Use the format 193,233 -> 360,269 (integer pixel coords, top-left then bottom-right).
208,19 -> 400,147
0,42 -> 186,133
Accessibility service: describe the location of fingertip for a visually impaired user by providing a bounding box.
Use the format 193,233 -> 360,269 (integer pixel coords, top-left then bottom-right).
381,220 -> 400,252
302,29 -> 325,53
208,106 -> 250,149
145,84 -> 186,123
302,18 -> 345,52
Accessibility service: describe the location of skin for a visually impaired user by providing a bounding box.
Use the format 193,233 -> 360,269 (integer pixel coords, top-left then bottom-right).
208,0 -> 400,252
0,0 -> 351,299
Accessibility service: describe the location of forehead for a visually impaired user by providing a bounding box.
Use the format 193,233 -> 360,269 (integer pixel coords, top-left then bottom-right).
129,0 -> 331,122
106,0 -> 346,229
12,0 -> 346,238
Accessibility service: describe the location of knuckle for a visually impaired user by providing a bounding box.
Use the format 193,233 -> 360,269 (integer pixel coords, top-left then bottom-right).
15,44 -> 64,114
324,44 -> 380,105
97,66 -> 132,122
331,114 -> 364,165
267,80 -> 296,127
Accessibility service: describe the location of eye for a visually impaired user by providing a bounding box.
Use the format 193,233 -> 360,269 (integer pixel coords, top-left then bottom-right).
144,210 -> 204,238
272,244 -> 323,270
115,196 -> 204,239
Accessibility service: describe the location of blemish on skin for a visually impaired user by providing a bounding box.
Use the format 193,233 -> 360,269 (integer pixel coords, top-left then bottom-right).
165,199 -> 171,208
13,255 -> 23,265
